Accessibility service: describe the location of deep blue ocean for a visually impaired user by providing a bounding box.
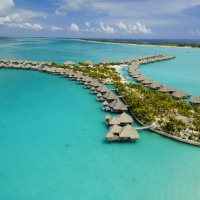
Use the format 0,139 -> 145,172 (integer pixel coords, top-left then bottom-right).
0,38 -> 200,200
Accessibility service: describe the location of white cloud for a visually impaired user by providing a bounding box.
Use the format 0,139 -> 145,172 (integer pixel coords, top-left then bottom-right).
117,22 -> 127,30
43,15 -> 48,20
120,22 -> 152,34
85,22 -> 90,27
17,9 -> 48,20
51,26 -> 63,31
7,22 -> 43,30
116,22 -> 152,34
100,22 -> 115,33
0,16 -> 11,24
58,0 -> 93,11
55,10 -> 66,16
70,23 -> 79,31
189,30 -> 195,35
197,30 -> 200,36
131,22 -> 152,34
92,1 -> 200,17
0,0 -> 14,15
10,13 -> 24,23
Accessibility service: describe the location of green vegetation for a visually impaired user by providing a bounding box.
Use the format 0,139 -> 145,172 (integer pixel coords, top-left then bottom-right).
115,82 -> 200,142
50,62 -> 122,83
50,60 -> 200,143
81,39 -> 200,48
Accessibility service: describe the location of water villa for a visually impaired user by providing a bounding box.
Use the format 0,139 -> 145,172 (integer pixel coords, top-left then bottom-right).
189,96 -> 200,105
105,112 -> 134,126
106,125 -> 139,141
109,99 -> 128,112
103,90 -> 118,103
172,90 -> 189,99
100,60 -> 110,65
63,61 -> 75,66
149,81 -> 161,89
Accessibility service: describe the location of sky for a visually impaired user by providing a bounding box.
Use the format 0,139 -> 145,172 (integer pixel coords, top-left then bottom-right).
0,0 -> 200,38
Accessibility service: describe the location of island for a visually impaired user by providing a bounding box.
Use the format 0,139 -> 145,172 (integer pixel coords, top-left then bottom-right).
0,55 -> 200,145
80,38 -> 200,48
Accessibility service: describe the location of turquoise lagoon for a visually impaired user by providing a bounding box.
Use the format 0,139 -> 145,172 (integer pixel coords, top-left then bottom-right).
0,38 -> 200,200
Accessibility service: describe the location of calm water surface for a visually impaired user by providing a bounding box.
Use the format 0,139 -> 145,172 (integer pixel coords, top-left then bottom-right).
0,38 -> 200,200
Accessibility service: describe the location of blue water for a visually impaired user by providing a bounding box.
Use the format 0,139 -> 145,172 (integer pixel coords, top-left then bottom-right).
0,38 -> 200,200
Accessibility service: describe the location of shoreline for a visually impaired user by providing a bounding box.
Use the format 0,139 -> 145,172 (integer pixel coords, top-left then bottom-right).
79,39 -> 199,49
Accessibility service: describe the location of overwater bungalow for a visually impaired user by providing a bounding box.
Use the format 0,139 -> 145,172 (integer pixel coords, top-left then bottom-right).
102,100 -> 108,107
141,78 -> 153,85
97,93 -> 102,98
15,64 -> 23,69
135,74 -> 146,82
0,63 -> 4,68
159,85 -> 170,93
100,60 -> 110,65
82,76 -> 93,83
104,90 -> 118,103
6,63 -> 14,68
40,66 -> 50,72
24,64 -> 32,70
63,61 -> 75,66
89,80 -> 101,88
167,87 -> 177,93
149,81 -> 161,89
74,73 -> 84,81
107,117 -> 120,125
105,114 -> 111,123
31,64 -> 41,70
106,125 -> 139,141
91,87 -> 96,91
172,90 -> 188,99
68,71 -> 76,79
97,85 -> 109,94
109,99 -> 128,112
189,96 -> 200,105
107,112 -> 133,126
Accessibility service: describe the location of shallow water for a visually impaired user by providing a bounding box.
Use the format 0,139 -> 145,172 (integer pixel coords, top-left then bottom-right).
0,38 -> 200,200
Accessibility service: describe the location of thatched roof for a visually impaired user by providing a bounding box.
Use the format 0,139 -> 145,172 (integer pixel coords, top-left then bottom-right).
109,117 -> 120,125
116,112 -> 133,124
159,85 -> 170,93
172,90 -> 188,99
90,80 -> 100,87
142,78 -> 153,85
131,72 -> 140,78
103,101 -> 108,106
149,81 -> 161,89
100,60 -> 110,64
104,91 -> 118,101
109,99 -> 128,111
97,93 -> 102,97
105,114 -> 111,120
136,74 -> 146,82
63,61 -> 75,66
190,96 -> 200,105
97,85 -> 109,94
109,124 -> 121,133
167,87 -> 177,93
119,125 -> 139,140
